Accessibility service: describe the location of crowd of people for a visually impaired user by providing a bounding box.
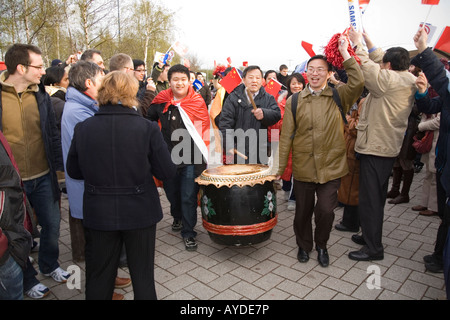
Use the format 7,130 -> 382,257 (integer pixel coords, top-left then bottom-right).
0,25 -> 449,301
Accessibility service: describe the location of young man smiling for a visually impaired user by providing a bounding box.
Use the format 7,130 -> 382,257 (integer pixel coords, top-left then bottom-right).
0,43 -> 69,298
147,64 -> 210,251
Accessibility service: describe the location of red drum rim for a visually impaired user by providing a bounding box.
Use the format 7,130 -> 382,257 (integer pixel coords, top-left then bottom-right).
202,214 -> 278,236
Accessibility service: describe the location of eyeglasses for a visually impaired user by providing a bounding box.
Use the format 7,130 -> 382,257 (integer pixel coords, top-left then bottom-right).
307,67 -> 327,74
24,64 -> 45,70
134,69 -> 147,73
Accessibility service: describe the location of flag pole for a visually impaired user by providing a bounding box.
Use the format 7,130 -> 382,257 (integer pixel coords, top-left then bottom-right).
421,5 -> 433,28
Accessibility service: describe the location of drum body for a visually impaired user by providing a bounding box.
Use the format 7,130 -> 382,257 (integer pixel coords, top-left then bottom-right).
196,164 -> 277,246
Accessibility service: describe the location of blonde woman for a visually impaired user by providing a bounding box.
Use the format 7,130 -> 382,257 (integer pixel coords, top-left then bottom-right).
66,71 -> 176,300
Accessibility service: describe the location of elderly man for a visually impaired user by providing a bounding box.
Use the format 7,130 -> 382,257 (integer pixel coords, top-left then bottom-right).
219,65 -> 281,164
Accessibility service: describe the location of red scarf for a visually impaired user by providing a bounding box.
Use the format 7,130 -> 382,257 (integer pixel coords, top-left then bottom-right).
153,87 -> 210,149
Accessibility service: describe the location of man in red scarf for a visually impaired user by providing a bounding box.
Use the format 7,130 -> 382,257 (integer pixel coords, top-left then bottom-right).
147,64 -> 210,251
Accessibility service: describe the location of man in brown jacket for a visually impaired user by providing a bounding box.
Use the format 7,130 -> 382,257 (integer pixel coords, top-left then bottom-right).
277,35 -> 364,267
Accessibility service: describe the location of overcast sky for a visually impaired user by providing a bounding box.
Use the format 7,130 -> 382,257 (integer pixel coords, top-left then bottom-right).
158,0 -> 449,71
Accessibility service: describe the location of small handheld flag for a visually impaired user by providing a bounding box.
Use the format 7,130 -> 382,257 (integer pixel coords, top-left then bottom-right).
193,79 -> 203,91
265,78 -> 282,97
220,67 -> 242,94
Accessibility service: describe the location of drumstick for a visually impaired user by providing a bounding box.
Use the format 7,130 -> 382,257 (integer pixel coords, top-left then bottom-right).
233,149 -> 248,160
247,88 -> 258,110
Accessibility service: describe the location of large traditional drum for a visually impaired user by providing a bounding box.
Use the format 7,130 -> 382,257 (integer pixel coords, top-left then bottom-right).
196,164 -> 278,246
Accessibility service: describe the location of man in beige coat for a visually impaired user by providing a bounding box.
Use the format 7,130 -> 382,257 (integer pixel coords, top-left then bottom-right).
277,35 -> 364,267
347,28 -> 417,261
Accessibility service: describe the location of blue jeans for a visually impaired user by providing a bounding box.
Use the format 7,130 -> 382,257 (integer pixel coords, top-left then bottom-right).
23,173 -> 61,274
0,256 -> 24,300
163,165 -> 199,239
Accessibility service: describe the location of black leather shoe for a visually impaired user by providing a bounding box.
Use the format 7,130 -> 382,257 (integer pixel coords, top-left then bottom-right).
335,223 -> 359,232
316,246 -> 329,267
348,250 -> 383,261
425,260 -> 443,273
351,234 -> 366,245
297,248 -> 309,263
423,254 -> 434,264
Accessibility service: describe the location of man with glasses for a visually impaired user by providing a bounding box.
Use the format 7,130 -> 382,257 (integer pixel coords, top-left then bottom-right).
0,43 -> 70,298
276,36 -> 364,268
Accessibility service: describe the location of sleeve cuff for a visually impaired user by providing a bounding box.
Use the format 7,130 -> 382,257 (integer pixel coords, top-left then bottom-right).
415,90 -> 428,99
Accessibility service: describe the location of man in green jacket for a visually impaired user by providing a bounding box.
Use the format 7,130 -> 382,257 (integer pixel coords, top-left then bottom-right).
277,35 -> 364,267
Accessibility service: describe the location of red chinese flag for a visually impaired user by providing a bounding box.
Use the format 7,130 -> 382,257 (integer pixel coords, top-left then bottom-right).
421,0 -> 440,4
301,41 -> 316,57
220,67 -> 242,93
265,79 -> 282,97
434,26 -> 450,55
243,61 -> 248,67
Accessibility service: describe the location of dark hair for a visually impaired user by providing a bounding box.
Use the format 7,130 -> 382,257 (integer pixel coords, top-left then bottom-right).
383,47 -> 410,71
286,73 -> 306,98
68,61 -> 102,92
133,59 -> 145,69
80,49 -> 102,62
307,55 -> 333,72
196,72 -> 203,77
279,64 -> 288,71
43,66 -> 66,86
4,43 -> 42,75
264,70 -> 277,81
168,64 -> 190,81
243,65 -> 263,78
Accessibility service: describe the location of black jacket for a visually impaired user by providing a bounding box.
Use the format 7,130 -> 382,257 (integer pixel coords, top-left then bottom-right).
0,135 -> 32,269
219,84 -> 281,164
0,82 -> 63,202
412,48 -> 450,199
66,105 -> 176,231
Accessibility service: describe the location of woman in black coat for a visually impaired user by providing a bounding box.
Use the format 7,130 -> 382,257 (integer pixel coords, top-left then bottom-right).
66,71 -> 176,300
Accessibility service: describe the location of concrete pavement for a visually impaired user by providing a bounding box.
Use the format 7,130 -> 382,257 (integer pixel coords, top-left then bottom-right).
27,167 -> 447,300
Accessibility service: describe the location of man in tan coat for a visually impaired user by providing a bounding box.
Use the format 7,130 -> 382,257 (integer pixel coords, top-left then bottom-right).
277,35 -> 364,267
347,28 -> 417,261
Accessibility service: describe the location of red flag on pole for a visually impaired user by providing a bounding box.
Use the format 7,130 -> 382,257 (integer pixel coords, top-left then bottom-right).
421,0 -> 439,4
265,78 -> 282,97
434,26 -> 450,55
301,41 -> 316,57
243,61 -> 248,67
220,67 -> 242,93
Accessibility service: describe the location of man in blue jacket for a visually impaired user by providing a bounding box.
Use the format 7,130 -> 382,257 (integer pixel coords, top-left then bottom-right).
413,28 -> 450,289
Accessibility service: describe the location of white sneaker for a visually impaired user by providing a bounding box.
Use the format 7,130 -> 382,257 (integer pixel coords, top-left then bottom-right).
287,202 -> 296,211
25,283 -> 50,299
43,267 -> 70,283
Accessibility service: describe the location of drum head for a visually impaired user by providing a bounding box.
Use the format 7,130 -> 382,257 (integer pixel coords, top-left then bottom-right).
196,164 -> 276,188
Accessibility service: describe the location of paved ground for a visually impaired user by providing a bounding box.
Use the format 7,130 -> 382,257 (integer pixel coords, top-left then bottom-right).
27,167 -> 447,301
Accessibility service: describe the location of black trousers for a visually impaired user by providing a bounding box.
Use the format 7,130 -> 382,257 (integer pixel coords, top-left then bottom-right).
84,224 -> 157,300
293,178 -> 340,251
358,154 -> 396,256
434,171 -> 450,263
